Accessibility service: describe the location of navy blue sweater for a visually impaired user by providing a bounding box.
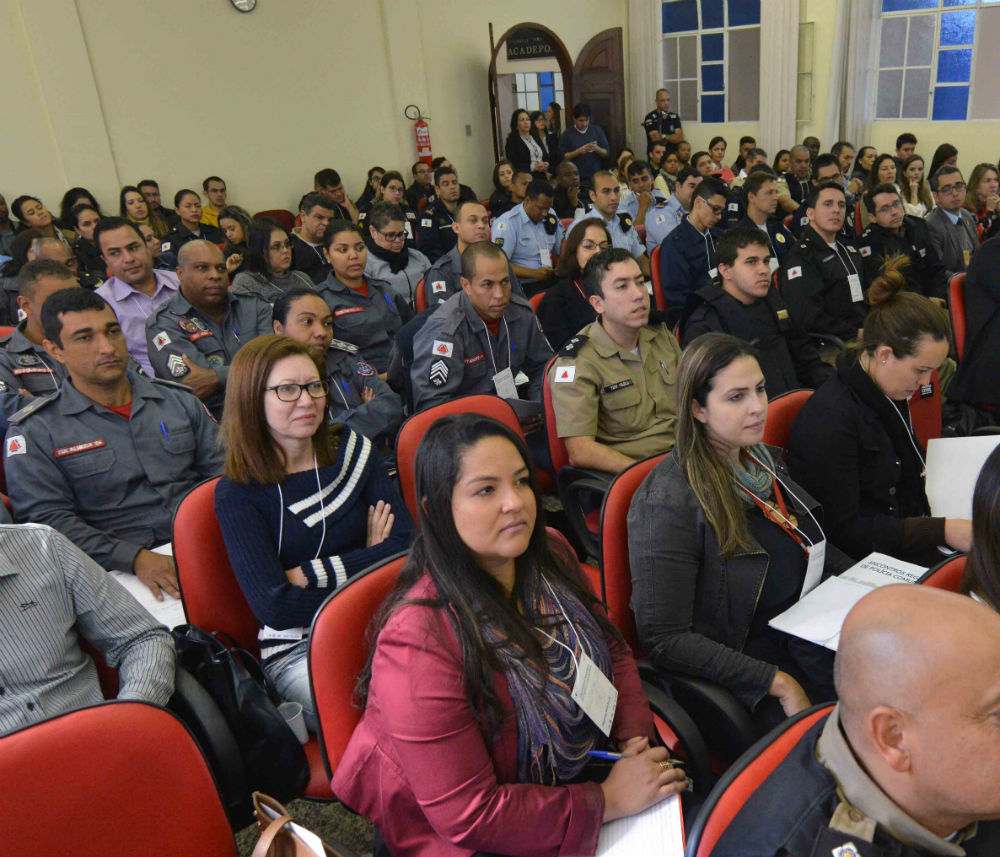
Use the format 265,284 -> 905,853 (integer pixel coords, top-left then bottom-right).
215,430 -> 414,660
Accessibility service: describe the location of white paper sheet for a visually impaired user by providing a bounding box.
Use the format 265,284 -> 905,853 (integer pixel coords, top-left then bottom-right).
768,553 -> 926,651
925,436 -> 1000,520
108,570 -> 186,629
588,794 -> 684,857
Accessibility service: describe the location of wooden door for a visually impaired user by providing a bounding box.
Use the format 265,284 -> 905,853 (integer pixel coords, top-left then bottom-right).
573,28 -> 626,167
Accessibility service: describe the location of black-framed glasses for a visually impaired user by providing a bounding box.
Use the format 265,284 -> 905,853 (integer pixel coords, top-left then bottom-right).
378,229 -> 407,242
938,181 -> 966,194
268,239 -> 293,252
580,240 -> 610,251
875,199 -> 904,215
265,380 -> 328,402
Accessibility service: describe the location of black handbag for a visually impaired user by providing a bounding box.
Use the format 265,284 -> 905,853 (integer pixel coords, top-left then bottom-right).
172,624 -> 310,801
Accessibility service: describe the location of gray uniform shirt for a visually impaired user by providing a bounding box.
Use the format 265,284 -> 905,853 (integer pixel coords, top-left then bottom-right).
4,373 -> 224,571
422,246 -> 525,309
144,290 -> 272,415
410,291 -> 553,411
314,274 -> 403,374
0,523 -> 175,736
324,341 -> 403,444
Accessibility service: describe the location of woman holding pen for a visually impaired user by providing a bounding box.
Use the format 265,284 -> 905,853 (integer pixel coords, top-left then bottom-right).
333,414 -> 685,857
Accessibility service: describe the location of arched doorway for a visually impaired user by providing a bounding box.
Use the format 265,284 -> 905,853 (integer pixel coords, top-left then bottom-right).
488,23 -> 574,162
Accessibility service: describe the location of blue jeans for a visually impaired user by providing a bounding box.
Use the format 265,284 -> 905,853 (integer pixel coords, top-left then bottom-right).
262,639 -> 318,734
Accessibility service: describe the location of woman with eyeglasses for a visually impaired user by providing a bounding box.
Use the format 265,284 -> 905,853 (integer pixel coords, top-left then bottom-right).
215,334 -> 414,733
363,201 -> 431,304
964,163 -> 1000,243
231,218 -> 315,303
536,220 -> 611,350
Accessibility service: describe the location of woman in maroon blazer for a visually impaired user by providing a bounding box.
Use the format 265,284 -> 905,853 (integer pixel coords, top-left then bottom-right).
332,415 -> 684,857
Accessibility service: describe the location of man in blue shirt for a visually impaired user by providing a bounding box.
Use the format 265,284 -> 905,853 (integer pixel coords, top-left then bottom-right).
558,103 -> 609,188
490,180 -> 564,296
568,171 -> 650,278
645,167 -> 702,254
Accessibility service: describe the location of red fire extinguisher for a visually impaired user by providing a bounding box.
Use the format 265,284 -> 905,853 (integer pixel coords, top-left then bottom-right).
406,105 -> 433,166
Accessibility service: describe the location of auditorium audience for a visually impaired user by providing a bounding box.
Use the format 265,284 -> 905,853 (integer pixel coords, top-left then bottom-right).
313,168 -> 358,224
964,162 -> 1000,242
789,258 -> 971,566
900,154 -> 932,218
490,179 -> 564,295
5,288 -> 223,600
568,171 -> 649,278
488,159 -> 515,218
119,184 -> 168,239
57,187 -> 102,231
69,204 -> 107,284
628,333 -> 847,727
504,109 -> 548,180
0,193 -> 15,256
551,160 -> 582,219
12,196 -> 74,247
138,179 -> 179,229
355,166 -> 385,212
363,202 -> 430,304
680,228 -> 832,396
333,413 -> 684,856
707,137 -> 735,184
851,145 -> 877,184
200,175 -> 227,228
928,141 -> 959,183
405,161 -> 435,212
231,218 -> 314,304
291,191 -> 337,283
731,168 -> 794,265
926,164 -> 977,277
160,189 -> 223,263
0,229 -> 42,324
217,204 -> 251,274
859,154 -> 900,230
215,335 -> 412,732
415,167 -> 461,262
959,445 -> 1000,608
559,102 -> 609,187
772,148 -> 791,174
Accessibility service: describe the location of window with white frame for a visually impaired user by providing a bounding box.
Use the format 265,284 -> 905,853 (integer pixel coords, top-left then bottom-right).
661,0 -> 761,123
514,72 -> 565,114
876,0 -> 1000,121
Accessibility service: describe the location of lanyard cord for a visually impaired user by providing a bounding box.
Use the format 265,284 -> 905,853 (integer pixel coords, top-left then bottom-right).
885,395 -> 927,477
833,241 -> 859,276
481,316 -> 512,376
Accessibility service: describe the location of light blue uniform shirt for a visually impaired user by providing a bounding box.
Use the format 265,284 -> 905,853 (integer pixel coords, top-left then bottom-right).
491,204 -> 565,279
567,210 -> 644,259
645,195 -> 686,253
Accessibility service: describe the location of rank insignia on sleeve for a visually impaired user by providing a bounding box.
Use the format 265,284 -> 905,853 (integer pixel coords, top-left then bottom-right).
429,359 -> 448,387
167,354 -> 189,377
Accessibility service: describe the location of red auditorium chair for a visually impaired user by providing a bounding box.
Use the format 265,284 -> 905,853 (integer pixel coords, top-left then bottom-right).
414,278 -> 427,312
173,478 -> 334,800
762,389 -> 814,455
0,325 -> 15,337
309,552 -> 407,779
0,701 -> 238,857
636,223 -> 646,245
529,291 -> 545,312
253,209 -> 296,232
650,245 -> 667,310
684,705 -> 834,857
599,455 -> 760,768
854,200 -> 864,236
918,553 -> 966,591
950,272 -> 966,360
908,368 -> 941,450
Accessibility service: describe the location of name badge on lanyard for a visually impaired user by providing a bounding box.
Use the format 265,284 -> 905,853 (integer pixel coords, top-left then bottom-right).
539,247 -> 551,268
493,366 -> 519,398
572,652 -> 618,736
801,539 -> 827,597
848,273 -> 864,303
769,257 -> 780,274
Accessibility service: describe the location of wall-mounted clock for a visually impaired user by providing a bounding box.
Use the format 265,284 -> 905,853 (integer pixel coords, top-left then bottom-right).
231,0 -> 256,12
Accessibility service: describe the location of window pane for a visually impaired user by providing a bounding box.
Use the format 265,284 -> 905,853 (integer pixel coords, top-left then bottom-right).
663,0 -> 699,33
702,32 -> 724,61
944,0 -> 976,6
679,34 -> 698,77
664,38 -> 679,78
728,26 -> 760,120
555,88 -> 564,108
554,72 -> 563,88
539,85 -> 554,108
932,84 -> 969,118
515,73 -> 525,92
937,48 -> 972,81
902,67 -> 932,116
882,0 -> 937,10
971,6 -> 1000,117
702,63 -> 725,90
906,15 -> 935,64
526,92 -> 539,112
701,0 -> 723,28
728,0 -> 760,26
940,10 -> 975,45
679,79 -> 698,117
880,17 -> 907,67
877,68 -> 904,118
539,72 -> 553,86
701,93 -> 725,122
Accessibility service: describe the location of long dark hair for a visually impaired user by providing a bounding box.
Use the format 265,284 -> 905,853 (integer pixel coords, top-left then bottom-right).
867,153 -> 897,192
929,143 -> 958,183
962,445 -> 1000,609
356,415 -> 621,736
555,219 -> 611,279
58,187 -> 100,229
244,217 -> 288,276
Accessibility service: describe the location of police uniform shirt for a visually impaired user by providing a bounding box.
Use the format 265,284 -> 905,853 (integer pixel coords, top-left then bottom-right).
314,274 -> 402,375
159,222 -> 224,264
657,217 -> 723,306
779,226 -> 868,342
645,195 -> 685,253
621,188 -> 669,225
422,247 -> 524,309
415,198 -> 458,263
323,341 -> 402,445
732,215 -> 794,266
290,231 -> 332,284
642,109 -> 682,143
789,199 -> 857,244
145,290 -> 272,415
410,291 -> 553,411
568,211 -> 644,259
548,320 -> 681,460
783,172 -> 811,207
491,203 -> 565,279
4,371 -> 224,572
0,326 -> 64,397
858,216 -> 948,301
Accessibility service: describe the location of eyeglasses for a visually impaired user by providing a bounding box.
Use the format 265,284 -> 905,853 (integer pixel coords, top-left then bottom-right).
266,380 -> 328,402
268,240 -> 293,252
378,229 -> 407,242
580,240 -> 610,251
875,199 -> 904,215
701,199 -> 725,216
938,182 -> 966,194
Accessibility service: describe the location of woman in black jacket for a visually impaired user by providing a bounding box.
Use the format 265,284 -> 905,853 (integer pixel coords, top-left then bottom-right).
504,109 -> 549,180
629,334 -> 849,729
789,257 -> 971,567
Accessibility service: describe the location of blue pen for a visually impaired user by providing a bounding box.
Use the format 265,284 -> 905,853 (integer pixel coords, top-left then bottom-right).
231,324 -> 241,341
587,750 -> 622,761
340,380 -> 350,395
159,421 -> 169,440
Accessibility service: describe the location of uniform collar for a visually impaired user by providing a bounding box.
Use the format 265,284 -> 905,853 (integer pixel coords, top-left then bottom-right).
7,322 -> 42,354
817,706 -> 974,855
458,292 -> 506,333
172,288 -> 235,321
588,318 -> 655,360
57,371 -> 162,417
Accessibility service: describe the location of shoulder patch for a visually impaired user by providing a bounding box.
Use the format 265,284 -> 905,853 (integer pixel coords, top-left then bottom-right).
6,434 -> 26,457
329,337 -> 359,354
153,331 -> 171,351
356,361 -> 376,377
560,334 -> 589,356
494,237 -> 504,247
8,392 -> 58,425
420,218 -> 432,228
787,266 -> 802,280
859,245 -> 871,257
553,365 -> 575,382
775,231 -> 786,243
495,220 -> 507,231
431,280 -> 447,294
617,212 -> 633,231
431,340 -> 454,358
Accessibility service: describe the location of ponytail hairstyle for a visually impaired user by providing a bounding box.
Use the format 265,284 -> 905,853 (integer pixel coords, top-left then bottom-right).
860,253 -> 950,358
675,333 -> 762,556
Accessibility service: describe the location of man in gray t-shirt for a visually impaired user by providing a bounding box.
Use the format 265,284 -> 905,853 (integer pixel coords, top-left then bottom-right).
558,103 -> 609,187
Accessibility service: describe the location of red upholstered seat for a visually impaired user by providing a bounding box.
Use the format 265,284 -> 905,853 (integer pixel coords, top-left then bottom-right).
919,553 -> 966,591
650,245 -> 667,311
414,278 -> 427,312
173,477 -> 334,799
763,389 -> 814,456
0,702 -> 236,857
950,272 -> 967,360
908,368 -> 941,451
253,209 -> 296,232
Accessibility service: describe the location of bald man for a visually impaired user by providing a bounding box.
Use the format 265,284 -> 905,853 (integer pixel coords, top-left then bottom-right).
710,585 -> 1000,856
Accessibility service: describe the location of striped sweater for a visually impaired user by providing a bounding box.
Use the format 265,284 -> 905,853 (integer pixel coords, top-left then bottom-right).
214,430 -> 414,661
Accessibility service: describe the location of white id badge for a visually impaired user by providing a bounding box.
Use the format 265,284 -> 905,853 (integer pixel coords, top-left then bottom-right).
799,539 -> 827,597
539,248 -> 551,268
848,273 -> 864,302
404,221 -> 413,239
769,257 -> 780,275
493,367 -> 519,398
571,651 -> 618,736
